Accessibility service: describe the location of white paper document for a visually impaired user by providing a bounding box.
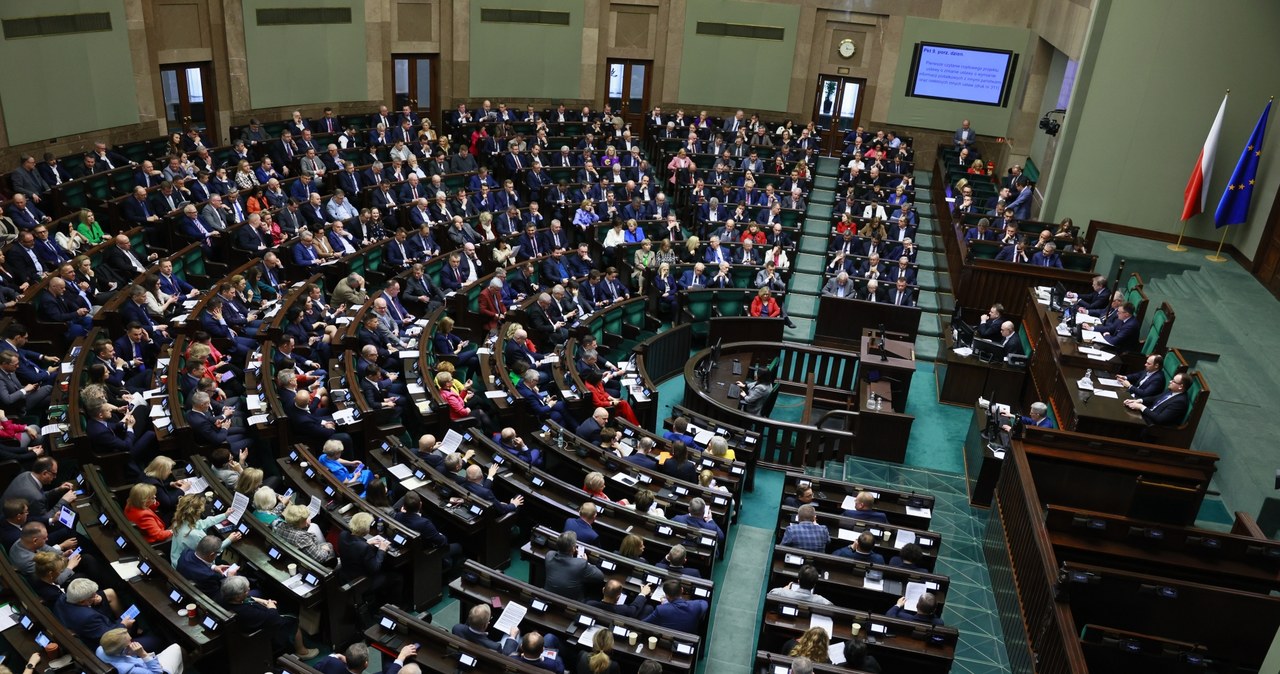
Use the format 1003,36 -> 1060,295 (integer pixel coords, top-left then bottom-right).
827,642 -> 847,665
387,464 -> 413,480
905,506 -> 932,519
441,429 -> 465,454
576,625 -> 604,647
835,528 -> 858,542
485,390 -> 508,399
905,581 -> 928,612
809,613 -> 834,635
181,476 -> 208,494
1097,378 -> 1125,388
229,492 -> 250,524
248,414 -> 271,426
893,529 -> 917,549
308,496 -> 323,518
1092,389 -> 1119,399
840,495 -> 858,511
952,347 -> 973,357
110,560 -> 142,580
493,601 -> 527,634
283,573 -> 316,596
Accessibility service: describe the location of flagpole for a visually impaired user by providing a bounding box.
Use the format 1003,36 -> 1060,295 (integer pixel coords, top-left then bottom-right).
1167,222 -> 1189,252
1206,228 -> 1230,262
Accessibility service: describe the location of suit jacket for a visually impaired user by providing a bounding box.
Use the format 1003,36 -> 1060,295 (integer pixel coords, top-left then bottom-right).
544,551 -> 603,602
1000,332 -> 1023,357
1125,369 -> 1166,399
450,624 -> 519,655
0,472 -> 68,523
1030,252 -> 1062,268
53,596 -> 124,647
643,598 -> 708,634
563,517 -> 599,545
176,549 -> 223,597
338,531 -> 386,581
1140,391 -> 1189,426
1101,317 -> 1140,352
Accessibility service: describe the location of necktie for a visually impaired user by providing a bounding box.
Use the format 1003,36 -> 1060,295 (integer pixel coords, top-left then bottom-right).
896,292 -> 904,305
397,242 -> 406,261
1151,392 -> 1172,409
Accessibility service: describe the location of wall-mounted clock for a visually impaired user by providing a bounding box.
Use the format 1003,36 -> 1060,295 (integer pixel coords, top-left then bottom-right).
838,39 -> 857,59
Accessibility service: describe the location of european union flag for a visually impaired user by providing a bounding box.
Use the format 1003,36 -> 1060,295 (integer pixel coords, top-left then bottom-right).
1214,99 -> 1272,228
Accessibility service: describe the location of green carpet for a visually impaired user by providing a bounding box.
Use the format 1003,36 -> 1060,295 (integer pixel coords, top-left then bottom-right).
904,362 -> 970,474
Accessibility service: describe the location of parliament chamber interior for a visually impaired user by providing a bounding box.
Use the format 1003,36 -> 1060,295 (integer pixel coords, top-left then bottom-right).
0,1 -> 1279,673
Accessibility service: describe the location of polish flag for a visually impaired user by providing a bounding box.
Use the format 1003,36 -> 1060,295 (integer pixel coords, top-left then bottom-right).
1182,93 -> 1228,221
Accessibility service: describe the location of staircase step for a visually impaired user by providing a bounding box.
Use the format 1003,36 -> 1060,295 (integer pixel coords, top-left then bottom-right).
787,294 -> 820,319
784,317 -> 816,342
800,236 -> 829,255
808,204 -> 834,219
811,192 -> 835,205
814,176 -> 838,190
803,217 -> 832,235
918,291 -> 941,311
916,337 -> 941,362
789,271 -> 823,294
795,255 -> 828,274
817,156 -> 842,175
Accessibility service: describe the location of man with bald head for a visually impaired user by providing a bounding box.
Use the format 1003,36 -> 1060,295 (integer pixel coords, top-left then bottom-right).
462,463 -> 523,514
38,276 -> 92,337
285,389 -> 352,452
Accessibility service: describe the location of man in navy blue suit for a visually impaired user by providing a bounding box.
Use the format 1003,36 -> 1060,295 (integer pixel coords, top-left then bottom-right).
1030,241 -> 1064,268
643,579 -> 708,634
1095,302 -> 1139,352
7,194 -> 51,230
120,187 -> 160,227
1072,275 -> 1110,315
1116,354 -> 1167,399
1124,372 -> 1190,427
563,502 -> 600,545
841,491 -> 889,523
462,463 -> 524,514
85,401 -> 156,468
671,498 -> 724,544
176,535 -> 233,597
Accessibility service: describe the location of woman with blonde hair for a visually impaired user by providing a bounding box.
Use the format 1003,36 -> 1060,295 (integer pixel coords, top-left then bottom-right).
576,627 -> 620,674
271,504 -> 334,563
97,627 -> 185,674
141,455 -> 187,517
74,209 -> 106,245
123,484 -> 172,544
170,493 -> 241,565
235,159 -> 259,190
681,235 -> 701,263
234,467 -> 265,498
788,626 -> 832,664
705,435 -> 737,461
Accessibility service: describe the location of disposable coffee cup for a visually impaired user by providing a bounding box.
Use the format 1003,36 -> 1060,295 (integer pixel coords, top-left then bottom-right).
628,632 -> 638,646
647,636 -> 658,649
287,563 -> 298,576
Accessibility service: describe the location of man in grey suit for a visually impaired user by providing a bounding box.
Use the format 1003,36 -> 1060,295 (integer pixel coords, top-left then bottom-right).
200,194 -> 231,232
736,370 -> 775,416
0,351 -> 50,416
1,457 -> 76,541
1007,181 -> 1035,221
542,531 -> 603,602
822,272 -> 856,298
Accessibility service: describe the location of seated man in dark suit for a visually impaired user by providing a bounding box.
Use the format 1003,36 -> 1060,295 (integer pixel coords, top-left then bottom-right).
176,535 -> 234,598
451,604 -> 519,655
37,277 -> 93,338
841,491 -> 889,523
1116,354 -> 1167,399
671,498 -> 724,544
54,578 -> 163,652
563,502 -> 600,545
219,575 -> 318,658
575,407 -> 609,445
997,321 -> 1023,357
625,437 -> 660,470
1003,401 -> 1055,430
395,491 -> 462,572
833,532 -> 885,564
1094,302 -> 1140,352
84,401 -> 155,472
886,591 -> 945,627
1124,372 -> 1190,427
543,530 -> 603,602
655,544 -> 702,578
1030,241 -> 1064,268
588,579 -> 653,619
1072,275 -> 1110,315
461,464 -> 524,514
642,579 -> 708,634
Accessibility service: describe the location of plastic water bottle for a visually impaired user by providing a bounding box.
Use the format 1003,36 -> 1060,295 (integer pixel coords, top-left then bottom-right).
1085,368 -> 1093,381
867,390 -> 875,408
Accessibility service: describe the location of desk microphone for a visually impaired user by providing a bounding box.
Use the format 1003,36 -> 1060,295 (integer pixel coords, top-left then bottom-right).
878,323 -> 888,362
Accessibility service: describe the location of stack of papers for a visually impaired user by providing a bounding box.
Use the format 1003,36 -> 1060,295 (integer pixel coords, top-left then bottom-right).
905,505 -> 932,519
893,529 -> 917,549
110,560 -> 142,580
809,614 -> 834,635
283,574 -> 316,595
181,476 -> 209,494
905,581 -> 928,612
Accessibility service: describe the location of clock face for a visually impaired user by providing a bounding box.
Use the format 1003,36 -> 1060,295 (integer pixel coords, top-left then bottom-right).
839,40 -> 856,58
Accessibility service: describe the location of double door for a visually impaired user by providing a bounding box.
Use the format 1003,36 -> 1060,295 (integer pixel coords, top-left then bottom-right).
813,75 -> 864,156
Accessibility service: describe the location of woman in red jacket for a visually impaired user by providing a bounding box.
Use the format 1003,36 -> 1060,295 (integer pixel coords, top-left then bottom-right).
750,288 -> 782,319
581,370 -> 638,425
124,483 -> 173,544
